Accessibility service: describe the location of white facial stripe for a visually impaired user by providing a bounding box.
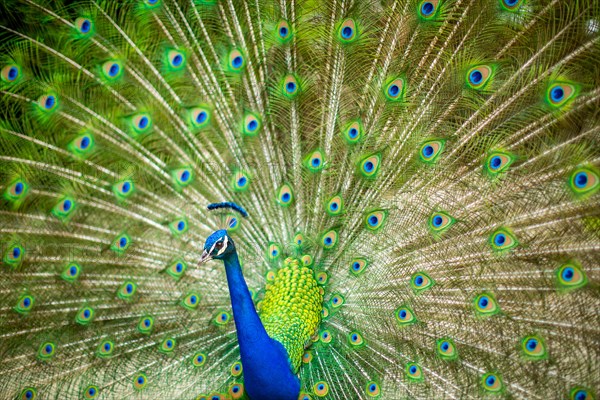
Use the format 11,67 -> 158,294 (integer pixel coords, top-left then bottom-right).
216,236 -> 228,256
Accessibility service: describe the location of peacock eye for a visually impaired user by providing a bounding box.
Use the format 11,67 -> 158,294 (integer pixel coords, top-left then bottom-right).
215,241 -> 223,249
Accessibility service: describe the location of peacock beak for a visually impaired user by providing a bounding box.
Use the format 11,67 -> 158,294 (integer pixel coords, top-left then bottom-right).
199,250 -> 212,265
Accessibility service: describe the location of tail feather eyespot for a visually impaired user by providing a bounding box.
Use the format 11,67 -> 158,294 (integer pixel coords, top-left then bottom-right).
96,339 -> 114,358
466,65 -> 493,89
83,385 -> 99,399
243,113 -> 261,136
338,19 -> 358,42
1,64 -> 21,83
419,0 -> 440,19
406,362 -> 424,382
138,316 -> 154,334
14,294 -> 34,315
436,338 -> 458,360
276,20 -> 292,42
75,17 -> 93,35
166,49 -> 186,70
101,60 -> 123,81
228,49 -> 245,72
117,280 -> 136,299
384,78 -> 405,101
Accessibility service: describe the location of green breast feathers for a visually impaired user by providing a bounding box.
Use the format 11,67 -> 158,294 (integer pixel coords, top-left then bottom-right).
259,258 -> 323,372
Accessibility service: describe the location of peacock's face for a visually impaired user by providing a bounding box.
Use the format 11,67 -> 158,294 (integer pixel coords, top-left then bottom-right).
200,229 -> 235,262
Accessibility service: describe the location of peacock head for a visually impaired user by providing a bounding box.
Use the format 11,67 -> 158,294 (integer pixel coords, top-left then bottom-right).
200,202 -> 247,263
200,229 -> 235,263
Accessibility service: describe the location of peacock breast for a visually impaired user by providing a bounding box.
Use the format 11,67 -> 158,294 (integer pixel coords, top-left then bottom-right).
259,258 -> 323,373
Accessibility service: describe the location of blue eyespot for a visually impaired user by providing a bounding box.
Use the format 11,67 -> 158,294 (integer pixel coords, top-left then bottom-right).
486,376 -> 496,386
388,84 -> 400,97
432,215 -> 443,227
526,338 -> 537,351
415,275 -> 424,286
562,267 -> 574,281
83,309 -> 91,318
247,120 -> 258,131
368,215 -> 379,226
574,172 -> 588,188
421,2 -> 434,16
312,158 -> 320,167
176,263 -> 183,272
126,283 -> 133,293
144,319 -> 151,327
490,156 -> 502,170
318,384 -> 325,390
138,116 -> 149,129
282,192 -> 291,202
353,262 -> 360,270
13,247 -> 21,258
196,111 -> 207,124
324,237 -> 332,245
441,341 -> 449,351
410,366 -> 417,374
181,171 -> 190,182
23,297 -> 31,307
108,63 -> 120,77
81,19 -> 91,33
232,56 -> 243,68
286,81 -> 296,93
190,295 -> 197,304
238,177 -> 247,186
104,343 -> 111,351
45,344 -> 52,353
469,70 -> 483,85
551,86 -> 564,102
137,377 -> 144,385
348,127 -> 358,138
330,202 -> 338,211
119,237 -> 128,247
494,234 -> 506,246
399,310 -> 407,318
177,221 -> 185,231
172,54 -> 183,66
342,27 -> 353,39
69,266 -> 77,275
8,66 -> 18,80
364,161 -> 374,172
505,0 -> 518,5
280,27 -> 288,37
422,145 -> 434,157
80,136 -> 90,149
45,96 -> 56,109
478,297 -> 489,308
63,199 -> 72,211
575,391 -> 588,400
15,182 -> 24,195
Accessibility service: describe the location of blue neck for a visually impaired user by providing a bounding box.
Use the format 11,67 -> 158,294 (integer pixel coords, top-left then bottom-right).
222,251 -> 300,400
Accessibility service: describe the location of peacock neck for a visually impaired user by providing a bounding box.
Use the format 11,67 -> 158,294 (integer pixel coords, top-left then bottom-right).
221,251 -> 300,400
222,251 -> 269,346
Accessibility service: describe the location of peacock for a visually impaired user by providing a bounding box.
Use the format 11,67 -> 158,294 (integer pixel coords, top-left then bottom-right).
0,0 -> 599,399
